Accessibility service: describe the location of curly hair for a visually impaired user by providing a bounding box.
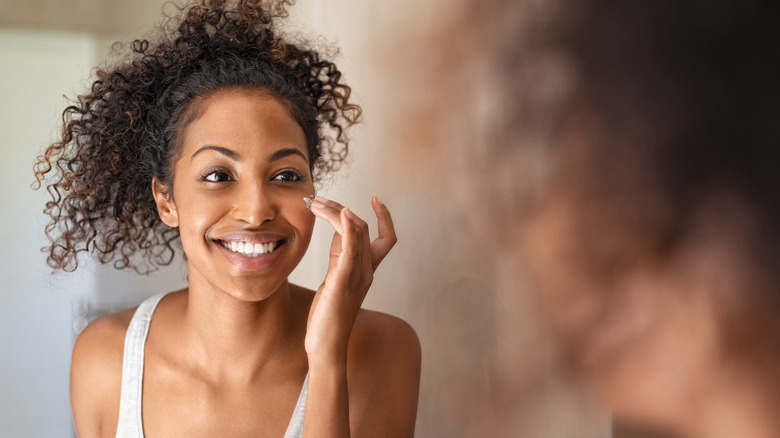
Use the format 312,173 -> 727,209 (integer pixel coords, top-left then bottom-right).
33,0 -> 362,273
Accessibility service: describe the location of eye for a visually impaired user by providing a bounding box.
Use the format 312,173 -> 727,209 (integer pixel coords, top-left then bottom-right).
273,170 -> 303,183
201,170 -> 232,183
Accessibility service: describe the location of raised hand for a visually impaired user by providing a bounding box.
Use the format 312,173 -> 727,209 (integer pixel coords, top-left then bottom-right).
305,195 -> 397,364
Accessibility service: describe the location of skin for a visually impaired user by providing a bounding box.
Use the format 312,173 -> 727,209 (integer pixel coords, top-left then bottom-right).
70,88 -> 421,437
523,109 -> 780,438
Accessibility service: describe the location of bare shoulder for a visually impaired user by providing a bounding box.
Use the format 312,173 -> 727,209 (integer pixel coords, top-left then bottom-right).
348,309 -> 421,437
70,307 -> 136,438
72,307 -> 135,375
287,285 -> 421,436
351,309 -> 421,366
290,283 -> 420,371
288,285 -> 420,373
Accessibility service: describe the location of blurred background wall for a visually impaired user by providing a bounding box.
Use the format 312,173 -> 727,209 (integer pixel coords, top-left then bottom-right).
0,0 -> 609,436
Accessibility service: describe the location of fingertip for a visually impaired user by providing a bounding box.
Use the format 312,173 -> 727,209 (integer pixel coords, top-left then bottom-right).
372,195 -> 388,213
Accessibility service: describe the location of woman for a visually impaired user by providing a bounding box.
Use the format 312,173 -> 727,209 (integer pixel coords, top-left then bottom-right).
525,2 -> 780,436
389,0 -> 780,436
33,1 -> 420,437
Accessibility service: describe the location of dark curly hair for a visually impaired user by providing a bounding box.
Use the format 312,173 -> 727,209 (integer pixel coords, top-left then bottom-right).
33,0 -> 361,273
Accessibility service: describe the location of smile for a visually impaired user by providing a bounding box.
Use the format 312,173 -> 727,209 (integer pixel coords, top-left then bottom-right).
218,240 -> 283,258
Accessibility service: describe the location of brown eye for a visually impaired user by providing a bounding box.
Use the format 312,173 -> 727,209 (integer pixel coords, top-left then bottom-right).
202,170 -> 231,182
273,170 -> 302,182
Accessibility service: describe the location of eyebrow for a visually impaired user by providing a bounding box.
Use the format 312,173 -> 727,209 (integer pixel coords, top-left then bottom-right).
189,146 -> 308,164
268,148 -> 309,164
190,145 -> 241,161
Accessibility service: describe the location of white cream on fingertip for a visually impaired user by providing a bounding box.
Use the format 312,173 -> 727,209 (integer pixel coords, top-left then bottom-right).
303,195 -> 315,209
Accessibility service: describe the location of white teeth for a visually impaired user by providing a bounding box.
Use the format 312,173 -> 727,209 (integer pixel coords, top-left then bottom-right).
220,240 -> 279,257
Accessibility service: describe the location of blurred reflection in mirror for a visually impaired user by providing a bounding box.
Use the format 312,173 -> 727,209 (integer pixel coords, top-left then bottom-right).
381,0 -> 780,437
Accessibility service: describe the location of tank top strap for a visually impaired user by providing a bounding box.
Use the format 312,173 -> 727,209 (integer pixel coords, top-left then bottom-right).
283,372 -> 309,438
115,293 -> 167,438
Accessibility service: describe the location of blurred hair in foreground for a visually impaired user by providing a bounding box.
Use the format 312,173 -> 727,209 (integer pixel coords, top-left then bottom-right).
387,0 -> 780,436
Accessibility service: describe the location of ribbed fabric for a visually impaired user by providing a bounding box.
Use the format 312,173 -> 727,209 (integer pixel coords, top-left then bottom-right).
115,293 -> 165,438
115,293 -> 308,437
283,373 -> 308,438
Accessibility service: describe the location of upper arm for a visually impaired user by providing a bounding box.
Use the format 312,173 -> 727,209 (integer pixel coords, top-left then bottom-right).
71,311 -> 132,438
348,311 -> 422,438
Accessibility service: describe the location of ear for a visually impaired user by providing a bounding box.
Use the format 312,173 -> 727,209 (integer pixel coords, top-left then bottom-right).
152,178 -> 179,227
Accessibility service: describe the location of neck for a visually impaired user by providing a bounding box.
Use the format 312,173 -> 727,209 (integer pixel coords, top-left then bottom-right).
176,273 -> 307,383
593,278 -> 780,438
681,356 -> 780,438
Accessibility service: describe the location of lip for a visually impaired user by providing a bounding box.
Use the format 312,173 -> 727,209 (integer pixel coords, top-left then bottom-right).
211,232 -> 289,271
214,232 -> 288,244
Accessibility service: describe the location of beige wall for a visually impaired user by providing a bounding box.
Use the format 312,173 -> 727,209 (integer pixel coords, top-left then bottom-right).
0,0 -> 163,34
1,1 -> 609,436
0,28 -> 98,437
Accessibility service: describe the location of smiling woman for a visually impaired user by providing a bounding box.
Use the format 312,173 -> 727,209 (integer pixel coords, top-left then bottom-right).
154,90 -> 316,296
32,1 -> 420,437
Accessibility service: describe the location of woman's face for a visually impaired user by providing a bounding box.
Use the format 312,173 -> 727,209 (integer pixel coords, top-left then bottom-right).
154,88 -> 316,301
523,109 -> 729,428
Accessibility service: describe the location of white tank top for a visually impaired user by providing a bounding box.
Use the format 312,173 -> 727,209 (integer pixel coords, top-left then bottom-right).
115,293 -> 308,437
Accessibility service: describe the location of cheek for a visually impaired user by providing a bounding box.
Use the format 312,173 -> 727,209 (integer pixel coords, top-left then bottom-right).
287,182 -> 316,237
176,207 -> 217,256
171,189 -> 226,243
289,199 -> 316,241
526,196 -> 604,337
526,198 -> 577,300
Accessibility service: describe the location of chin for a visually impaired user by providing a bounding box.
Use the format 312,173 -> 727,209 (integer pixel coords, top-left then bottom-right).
223,276 -> 292,302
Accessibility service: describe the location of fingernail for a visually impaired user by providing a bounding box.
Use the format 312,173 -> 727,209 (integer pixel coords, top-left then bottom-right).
311,196 -> 328,210
374,195 -> 385,206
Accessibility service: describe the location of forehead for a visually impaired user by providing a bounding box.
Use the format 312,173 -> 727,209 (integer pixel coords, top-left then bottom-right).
181,88 -> 308,157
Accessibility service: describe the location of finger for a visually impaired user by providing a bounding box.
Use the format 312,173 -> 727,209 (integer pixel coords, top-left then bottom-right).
327,228 -> 343,264
343,206 -> 371,246
322,209 -> 354,289
310,196 -> 346,234
337,208 -> 359,272
370,196 -> 397,270
344,208 -> 373,272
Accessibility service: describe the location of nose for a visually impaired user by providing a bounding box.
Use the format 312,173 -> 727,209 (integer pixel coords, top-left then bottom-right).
231,181 -> 276,226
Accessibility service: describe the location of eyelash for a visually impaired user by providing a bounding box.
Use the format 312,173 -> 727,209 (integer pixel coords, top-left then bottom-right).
273,169 -> 304,183
200,168 -> 233,183
198,168 -> 305,183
